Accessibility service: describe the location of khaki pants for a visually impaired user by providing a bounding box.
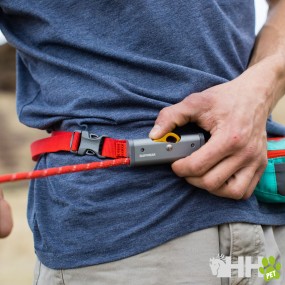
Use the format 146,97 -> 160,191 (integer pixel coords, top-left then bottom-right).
34,223 -> 285,285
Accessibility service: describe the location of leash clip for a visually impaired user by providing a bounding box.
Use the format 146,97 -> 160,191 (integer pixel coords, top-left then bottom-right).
76,131 -> 108,158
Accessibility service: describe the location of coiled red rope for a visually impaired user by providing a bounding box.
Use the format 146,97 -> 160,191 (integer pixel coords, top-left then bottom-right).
0,158 -> 130,183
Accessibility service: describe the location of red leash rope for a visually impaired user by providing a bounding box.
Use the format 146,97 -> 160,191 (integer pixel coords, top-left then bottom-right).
0,158 -> 130,183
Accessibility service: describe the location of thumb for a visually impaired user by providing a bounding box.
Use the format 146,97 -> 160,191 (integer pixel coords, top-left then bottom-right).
149,94 -> 201,139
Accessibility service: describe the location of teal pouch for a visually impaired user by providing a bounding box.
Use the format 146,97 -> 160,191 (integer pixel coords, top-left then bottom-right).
254,137 -> 285,203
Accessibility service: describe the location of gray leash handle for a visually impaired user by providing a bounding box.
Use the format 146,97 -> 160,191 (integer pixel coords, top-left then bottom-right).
128,133 -> 205,166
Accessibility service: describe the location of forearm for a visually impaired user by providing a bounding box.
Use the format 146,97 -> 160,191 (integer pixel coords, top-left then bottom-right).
149,1 -> 285,200
248,0 -> 285,113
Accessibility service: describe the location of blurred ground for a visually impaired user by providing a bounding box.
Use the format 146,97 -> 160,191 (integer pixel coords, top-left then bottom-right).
0,92 -> 285,285
0,93 -> 44,285
0,45 -> 16,92
272,97 -> 285,124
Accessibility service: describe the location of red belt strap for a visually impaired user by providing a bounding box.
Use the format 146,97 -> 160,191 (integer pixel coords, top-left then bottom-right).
31,131 -> 128,161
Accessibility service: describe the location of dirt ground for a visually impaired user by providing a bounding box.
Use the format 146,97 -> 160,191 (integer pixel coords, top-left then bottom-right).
0,93 -> 44,285
0,92 -> 285,285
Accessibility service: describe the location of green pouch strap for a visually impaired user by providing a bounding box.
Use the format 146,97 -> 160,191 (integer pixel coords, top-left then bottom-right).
254,138 -> 285,203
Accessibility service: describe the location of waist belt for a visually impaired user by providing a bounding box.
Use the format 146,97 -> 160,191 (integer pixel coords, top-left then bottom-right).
2,131 -> 285,204
0,131 -> 205,183
31,131 -> 128,161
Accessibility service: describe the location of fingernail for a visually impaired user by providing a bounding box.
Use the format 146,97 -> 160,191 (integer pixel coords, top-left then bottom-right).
149,125 -> 162,138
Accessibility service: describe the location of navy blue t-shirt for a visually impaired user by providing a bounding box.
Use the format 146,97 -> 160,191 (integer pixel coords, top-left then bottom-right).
1,0 -> 285,269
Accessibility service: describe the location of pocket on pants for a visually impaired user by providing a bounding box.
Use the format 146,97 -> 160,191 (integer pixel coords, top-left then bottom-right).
33,258 -> 64,285
33,258 -> 41,285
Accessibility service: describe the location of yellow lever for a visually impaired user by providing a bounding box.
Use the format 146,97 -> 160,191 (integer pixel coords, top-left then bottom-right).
153,132 -> 181,143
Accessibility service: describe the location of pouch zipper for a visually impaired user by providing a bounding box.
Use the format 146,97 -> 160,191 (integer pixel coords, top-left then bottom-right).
267,137 -> 285,141
268,150 -> 285,159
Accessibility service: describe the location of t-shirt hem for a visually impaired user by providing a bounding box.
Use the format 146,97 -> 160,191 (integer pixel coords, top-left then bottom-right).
36,209 -> 285,270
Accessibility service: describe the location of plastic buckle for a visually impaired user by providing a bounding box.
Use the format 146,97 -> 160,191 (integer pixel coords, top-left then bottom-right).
76,131 -> 107,158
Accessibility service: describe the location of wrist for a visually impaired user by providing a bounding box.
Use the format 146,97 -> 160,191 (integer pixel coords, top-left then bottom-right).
264,54 -> 285,112
245,54 -> 285,115
266,54 -> 285,89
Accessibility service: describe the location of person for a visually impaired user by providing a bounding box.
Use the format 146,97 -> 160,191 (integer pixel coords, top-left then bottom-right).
1,0 -> 285,284
0,189 -> 12,238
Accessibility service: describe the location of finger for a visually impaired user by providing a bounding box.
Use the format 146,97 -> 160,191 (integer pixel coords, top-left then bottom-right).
172,133 -> 233,177
149,94 -> 202,139
149,102 -> 192,139
0,189 -> 13,238
212,166 -> 257,200
180,155 -> 246,192
242,166 -> 266,200
185,166 -> 257,200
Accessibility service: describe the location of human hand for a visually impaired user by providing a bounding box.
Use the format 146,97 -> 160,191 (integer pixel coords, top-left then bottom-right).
0,188 -> 13,238
149,64 -> 274,200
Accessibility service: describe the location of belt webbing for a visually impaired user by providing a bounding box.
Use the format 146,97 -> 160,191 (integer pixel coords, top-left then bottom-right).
31,131 -> 128,161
